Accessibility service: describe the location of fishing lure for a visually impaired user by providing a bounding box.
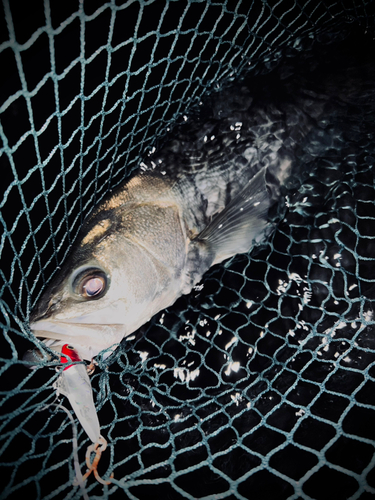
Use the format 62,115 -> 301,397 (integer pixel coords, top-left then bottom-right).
54,344 -> 113,485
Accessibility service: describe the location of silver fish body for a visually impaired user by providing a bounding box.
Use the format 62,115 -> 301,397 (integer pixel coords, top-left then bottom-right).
29,167 -> 270,360
29,48 -> 373,360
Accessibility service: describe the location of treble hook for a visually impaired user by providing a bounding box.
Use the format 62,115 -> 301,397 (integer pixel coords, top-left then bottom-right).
82,435 -> 114,485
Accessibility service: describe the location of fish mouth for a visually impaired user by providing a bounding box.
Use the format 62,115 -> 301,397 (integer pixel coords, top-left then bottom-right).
30,319 -> 126,360
22,338 -> 62,368
30,319 -> 125,336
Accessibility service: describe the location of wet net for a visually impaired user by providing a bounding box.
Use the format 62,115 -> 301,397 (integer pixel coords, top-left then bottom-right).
1,1 -> 375,499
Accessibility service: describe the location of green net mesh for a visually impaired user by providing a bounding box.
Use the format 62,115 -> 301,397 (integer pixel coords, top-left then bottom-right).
1,1 -> 375,498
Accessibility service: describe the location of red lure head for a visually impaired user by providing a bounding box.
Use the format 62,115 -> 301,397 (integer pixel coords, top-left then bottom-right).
61,344 -> 82,370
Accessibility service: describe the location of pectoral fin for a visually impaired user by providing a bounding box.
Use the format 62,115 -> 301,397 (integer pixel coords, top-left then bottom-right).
182,167 -> 271,295
197,167 -> 271,265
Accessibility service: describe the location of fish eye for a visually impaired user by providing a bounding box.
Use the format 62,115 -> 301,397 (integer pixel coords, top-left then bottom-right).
72,267 -> 109,300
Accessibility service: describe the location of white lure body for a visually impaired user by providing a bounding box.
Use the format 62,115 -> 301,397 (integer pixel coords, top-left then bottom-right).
55,345 -> 100,443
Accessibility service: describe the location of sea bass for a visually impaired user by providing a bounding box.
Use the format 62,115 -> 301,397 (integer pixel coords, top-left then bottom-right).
29,167 -> 272,361
29,43 -> 372,360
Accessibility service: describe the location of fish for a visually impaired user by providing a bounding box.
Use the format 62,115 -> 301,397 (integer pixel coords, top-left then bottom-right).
29,165 -> 272,361
29,42 -> 374,361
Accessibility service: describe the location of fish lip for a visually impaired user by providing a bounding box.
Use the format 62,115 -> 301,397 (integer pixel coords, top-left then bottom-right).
30,319 -> 124,328
30,319 -> 124,341
30,319 -> 126,348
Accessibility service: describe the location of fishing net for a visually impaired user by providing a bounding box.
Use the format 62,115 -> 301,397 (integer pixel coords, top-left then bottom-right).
1,0 -> 375,498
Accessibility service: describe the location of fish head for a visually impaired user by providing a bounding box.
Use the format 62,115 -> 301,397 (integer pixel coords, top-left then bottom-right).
29,203 -> 183,360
